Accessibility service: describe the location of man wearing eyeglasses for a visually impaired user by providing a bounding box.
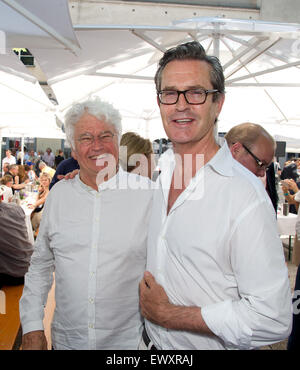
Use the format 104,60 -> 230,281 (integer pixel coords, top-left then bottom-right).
20,97 -> 153,350
225,122 -> 275,178
225,122 -> 278,212
139,41 -> 292,350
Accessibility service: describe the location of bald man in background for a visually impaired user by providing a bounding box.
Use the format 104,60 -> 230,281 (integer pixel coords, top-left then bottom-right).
225,122 -> 277,211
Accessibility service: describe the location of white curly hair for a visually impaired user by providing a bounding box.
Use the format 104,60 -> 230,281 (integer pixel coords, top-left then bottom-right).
64,96 -> 122,148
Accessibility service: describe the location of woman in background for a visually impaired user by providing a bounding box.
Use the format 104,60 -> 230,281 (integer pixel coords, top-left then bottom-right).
30,172 -> 51,234
120,132 -> 155,180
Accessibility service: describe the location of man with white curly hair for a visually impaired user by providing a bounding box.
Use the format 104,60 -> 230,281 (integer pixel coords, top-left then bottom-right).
20,97 -> 153,350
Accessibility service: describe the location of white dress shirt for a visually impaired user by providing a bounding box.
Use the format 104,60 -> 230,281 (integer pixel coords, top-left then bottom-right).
20,168 -> 153,349
145,142 -> 292,350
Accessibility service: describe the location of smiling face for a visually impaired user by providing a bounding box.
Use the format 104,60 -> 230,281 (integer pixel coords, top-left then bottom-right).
40,174 -> 51,188
158,59 -> 224,154
72,113 -> 119,189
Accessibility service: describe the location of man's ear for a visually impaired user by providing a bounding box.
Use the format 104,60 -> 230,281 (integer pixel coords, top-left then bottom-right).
230,142 -> 243,158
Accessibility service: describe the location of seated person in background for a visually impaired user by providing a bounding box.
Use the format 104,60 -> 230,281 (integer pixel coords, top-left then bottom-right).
7,164 -> 29,192
0,187 -> 34,288
30,172 -> 51,233
49,156 -> 79,190
38,161 -> 55,180
18,164 -> 29,183
25,162 -> 37,182
1,162 -> 10,176
0,175 -> 14,202
119,131 -> 155,179
280,162 -> 300,214
281,178 -> 299,213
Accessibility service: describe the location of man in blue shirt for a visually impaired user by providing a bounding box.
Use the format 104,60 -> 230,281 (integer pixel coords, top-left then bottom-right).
49,157 -> 79,190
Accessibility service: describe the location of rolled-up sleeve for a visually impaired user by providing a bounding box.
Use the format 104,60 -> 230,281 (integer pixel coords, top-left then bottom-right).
202,200 -> 293,349
19,200 -> 55,335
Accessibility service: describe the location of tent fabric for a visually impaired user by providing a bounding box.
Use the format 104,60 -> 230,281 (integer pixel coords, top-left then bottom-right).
1,6 -> 300,147
30,17 -> 300,144
0,0 -> 80,139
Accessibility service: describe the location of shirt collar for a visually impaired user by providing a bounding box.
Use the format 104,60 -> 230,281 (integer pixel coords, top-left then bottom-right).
207,140 -> 234,177
75,166 -> 125,193
158,140 -> 234,179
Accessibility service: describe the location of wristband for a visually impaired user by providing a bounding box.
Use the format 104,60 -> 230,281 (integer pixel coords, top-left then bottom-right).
284,193 -> 289,196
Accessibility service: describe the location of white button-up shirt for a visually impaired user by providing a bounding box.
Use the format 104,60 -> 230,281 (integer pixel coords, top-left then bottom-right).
145,142 -> 292,350
20,169 -> 153,349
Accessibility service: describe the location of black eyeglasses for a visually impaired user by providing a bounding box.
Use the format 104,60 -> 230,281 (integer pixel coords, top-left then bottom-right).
157,88 -> 219,105
242,144 -> 270,170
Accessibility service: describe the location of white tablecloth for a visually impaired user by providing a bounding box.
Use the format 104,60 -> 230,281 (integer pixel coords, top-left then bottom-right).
20,192 -> 38,245
277,213 -> 297,236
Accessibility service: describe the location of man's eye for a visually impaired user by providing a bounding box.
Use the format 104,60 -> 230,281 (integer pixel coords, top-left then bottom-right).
163,91 -> 177,96
190,90 -> 205,95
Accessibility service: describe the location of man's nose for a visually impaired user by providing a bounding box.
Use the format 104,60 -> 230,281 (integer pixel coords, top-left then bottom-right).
91,137 -> 104,148
176,92 -> 189,110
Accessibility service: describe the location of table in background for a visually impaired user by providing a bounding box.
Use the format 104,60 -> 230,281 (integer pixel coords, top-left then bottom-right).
277,213 -> 297,260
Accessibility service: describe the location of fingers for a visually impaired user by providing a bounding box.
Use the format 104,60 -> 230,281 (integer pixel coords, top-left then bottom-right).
57,169 -> 78,180
143,271 -> 155,287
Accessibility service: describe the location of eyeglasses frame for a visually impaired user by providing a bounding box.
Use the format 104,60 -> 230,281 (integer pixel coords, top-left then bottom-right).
157,88 -> 219,105
76,131 -> 116,146
242,144 -> 269,170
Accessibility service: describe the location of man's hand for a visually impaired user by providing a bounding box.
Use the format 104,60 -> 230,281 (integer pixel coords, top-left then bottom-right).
57,169 -> 79,181
22,330 -> 48,350
282,178 -> 299,193
139,271 -> 172,328
139,271 -> 213,335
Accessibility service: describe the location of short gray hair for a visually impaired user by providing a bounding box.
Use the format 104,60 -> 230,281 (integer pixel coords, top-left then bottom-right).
64,97 -> 122,148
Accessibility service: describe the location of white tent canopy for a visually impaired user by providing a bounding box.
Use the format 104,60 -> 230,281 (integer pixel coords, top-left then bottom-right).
1,3 -> 300,149
0,0 -> 80,139
27,16 -> 300,145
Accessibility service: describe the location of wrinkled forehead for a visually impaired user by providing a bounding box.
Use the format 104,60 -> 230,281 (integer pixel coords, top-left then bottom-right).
160,59 -> 213,89
75,113 -> 116,134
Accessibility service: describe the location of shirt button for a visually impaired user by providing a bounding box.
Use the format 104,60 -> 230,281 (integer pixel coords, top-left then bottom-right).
89,323 -> 94,329
89,298 -> 94,304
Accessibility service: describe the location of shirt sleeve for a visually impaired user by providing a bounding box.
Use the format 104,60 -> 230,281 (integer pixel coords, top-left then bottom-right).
202,200 -> 292,349
19,197 -> 55,335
